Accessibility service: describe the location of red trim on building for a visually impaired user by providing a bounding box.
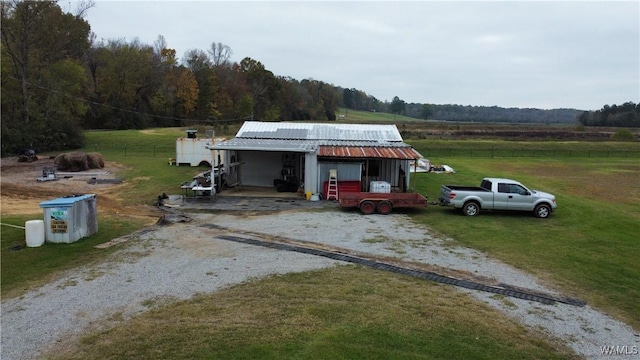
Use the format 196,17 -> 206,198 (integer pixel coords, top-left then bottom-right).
318,146 -> 421,159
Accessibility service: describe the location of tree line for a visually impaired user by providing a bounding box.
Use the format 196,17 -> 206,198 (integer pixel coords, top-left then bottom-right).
1,1 -> 349,155
2,1 -> 634,156
578,102 -> 640,127
403,104 -> 585,124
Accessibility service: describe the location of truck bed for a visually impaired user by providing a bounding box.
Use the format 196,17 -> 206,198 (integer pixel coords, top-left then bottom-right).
439,184 -> 492,207
442,185 -> 490,192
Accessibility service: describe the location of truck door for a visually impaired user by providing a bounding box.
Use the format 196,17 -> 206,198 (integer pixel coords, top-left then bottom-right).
506,184 -> 534,211
493,183 -> 510,210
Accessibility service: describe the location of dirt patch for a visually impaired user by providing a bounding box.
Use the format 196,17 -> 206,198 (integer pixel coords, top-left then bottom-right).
139,129 -> 164,135
0,157 -> 159,222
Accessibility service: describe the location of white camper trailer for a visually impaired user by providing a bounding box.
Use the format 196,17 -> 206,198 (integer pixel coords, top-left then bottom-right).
175,130 -> 214,167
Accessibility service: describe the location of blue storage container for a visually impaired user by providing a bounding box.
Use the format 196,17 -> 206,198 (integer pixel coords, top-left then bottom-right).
39,194 -> 98,243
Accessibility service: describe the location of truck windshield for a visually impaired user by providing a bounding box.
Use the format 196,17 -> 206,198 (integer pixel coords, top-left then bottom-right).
480,180 -> 492,190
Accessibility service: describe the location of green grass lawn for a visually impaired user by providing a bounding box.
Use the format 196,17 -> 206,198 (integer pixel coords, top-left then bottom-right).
407,152 -> 640,330
81,128 -> 217,205
410,138 -> 640,158
49,267 -> 575,360
1,215 -> 147,297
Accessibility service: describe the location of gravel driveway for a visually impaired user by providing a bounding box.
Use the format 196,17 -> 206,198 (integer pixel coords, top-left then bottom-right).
2,198 -> 638,359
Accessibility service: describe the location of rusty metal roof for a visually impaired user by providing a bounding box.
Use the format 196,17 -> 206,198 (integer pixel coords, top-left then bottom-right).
318,145 -> 422,159
236,121 -> 403,141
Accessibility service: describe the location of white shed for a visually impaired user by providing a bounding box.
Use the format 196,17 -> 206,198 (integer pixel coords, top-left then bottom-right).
212,122 -> 422,197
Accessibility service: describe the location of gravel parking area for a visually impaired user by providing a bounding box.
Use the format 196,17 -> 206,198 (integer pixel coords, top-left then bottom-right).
2,200 -> 638,359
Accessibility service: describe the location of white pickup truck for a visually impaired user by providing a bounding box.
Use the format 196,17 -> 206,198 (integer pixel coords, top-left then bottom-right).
439,178 -> 557,218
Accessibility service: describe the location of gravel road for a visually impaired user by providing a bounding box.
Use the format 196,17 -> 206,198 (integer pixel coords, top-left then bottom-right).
2,199 -> 638,359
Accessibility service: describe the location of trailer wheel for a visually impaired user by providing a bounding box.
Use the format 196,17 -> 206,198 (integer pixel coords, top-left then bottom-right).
359,201 -> 375,215
534,204 -> 551,218
376,201 -> 393,215
463,201 -> 480,216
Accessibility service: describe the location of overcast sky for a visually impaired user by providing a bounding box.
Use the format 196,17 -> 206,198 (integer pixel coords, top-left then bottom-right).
77,0 -> 639,111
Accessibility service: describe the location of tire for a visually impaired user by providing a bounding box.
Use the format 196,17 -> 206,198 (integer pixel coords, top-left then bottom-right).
359,200 -> 375,215
462,201 -> 480,216
376,201 -> 393,215
534,204 -> 551,218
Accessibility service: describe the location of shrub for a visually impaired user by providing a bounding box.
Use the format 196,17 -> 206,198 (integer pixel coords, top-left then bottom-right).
611,129 -> 636,141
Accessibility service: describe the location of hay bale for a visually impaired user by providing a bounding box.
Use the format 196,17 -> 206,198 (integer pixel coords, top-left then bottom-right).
53,152 -> 104,172
54,152 -> 88,172
53,153 -> 70,171
67,152 -> 89,172
86,152 -> 104,169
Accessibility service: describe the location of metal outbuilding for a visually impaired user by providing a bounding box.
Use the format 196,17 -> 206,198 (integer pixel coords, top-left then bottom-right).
211,122 -> 423,197
39,194 -> 98,243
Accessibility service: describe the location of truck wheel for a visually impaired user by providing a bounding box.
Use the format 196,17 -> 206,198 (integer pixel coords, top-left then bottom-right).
463,202 -> 480,216
376,201 -> 392,215
359,201 -> 375,215
534,204 -> 551,218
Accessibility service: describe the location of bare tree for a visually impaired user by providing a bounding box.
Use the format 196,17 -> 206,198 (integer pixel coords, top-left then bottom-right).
153,35 -> 168,57
183,49 -> 211,72
72,0 -> 95,18
208,42 -> 232,67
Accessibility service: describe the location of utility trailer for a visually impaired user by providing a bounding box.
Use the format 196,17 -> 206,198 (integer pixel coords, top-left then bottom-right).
339,192 -> 428,215
175,130 -> 215,167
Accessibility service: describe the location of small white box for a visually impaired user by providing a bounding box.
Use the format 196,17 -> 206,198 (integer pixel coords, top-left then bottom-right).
370,181 -> 391,193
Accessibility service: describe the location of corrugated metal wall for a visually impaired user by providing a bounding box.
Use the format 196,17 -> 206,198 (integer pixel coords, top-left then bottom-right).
304,152 -> 318,194
383,159 -> 411,189
226,150 -> 412,193
318,159 -> 411,191
318,162 -> 363,183
239,151 -> 283,187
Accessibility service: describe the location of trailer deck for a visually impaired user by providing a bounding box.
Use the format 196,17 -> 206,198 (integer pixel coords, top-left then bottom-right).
339,192 -> 428,215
